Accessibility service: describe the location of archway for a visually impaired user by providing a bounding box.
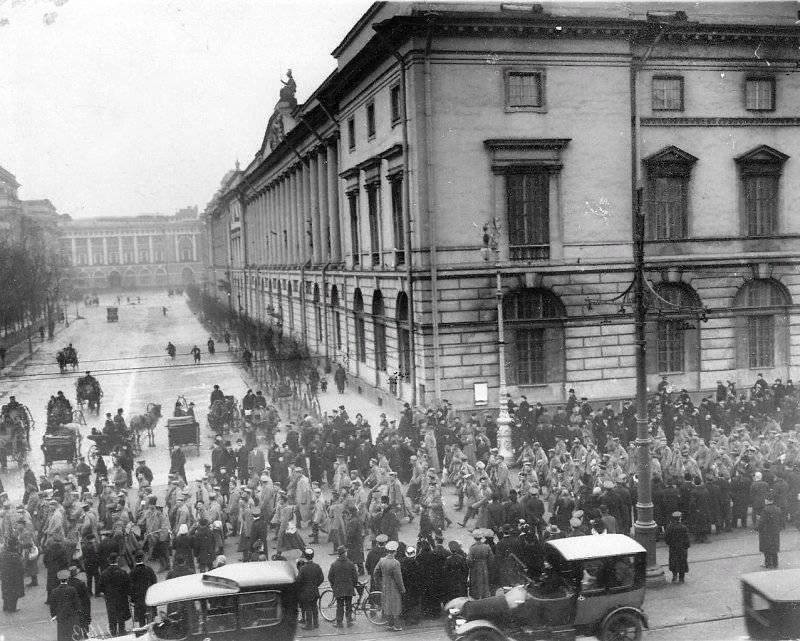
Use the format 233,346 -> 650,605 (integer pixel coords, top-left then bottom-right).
181,267 -> 195,284
108,271 -> 122,289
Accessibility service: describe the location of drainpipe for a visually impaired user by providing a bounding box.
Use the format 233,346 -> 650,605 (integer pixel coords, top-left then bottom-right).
423,16 -> 441,404
372,26 -> 417,406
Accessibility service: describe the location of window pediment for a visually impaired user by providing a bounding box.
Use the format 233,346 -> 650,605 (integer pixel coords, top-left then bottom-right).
735,145 -> 789,175
485,138 -> 570,173
643,146 -> 698,176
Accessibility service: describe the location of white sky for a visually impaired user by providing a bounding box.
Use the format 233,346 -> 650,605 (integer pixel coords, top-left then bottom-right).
0,0 -> 372,219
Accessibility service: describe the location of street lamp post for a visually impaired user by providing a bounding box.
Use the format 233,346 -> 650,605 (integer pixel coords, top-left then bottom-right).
482,220 -> 513,460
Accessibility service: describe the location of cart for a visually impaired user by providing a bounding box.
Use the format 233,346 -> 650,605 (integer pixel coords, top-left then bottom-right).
41,426 -> 81,472
167,415 -> 200,455
207,395 -> 242,435
107,307 -> 119,322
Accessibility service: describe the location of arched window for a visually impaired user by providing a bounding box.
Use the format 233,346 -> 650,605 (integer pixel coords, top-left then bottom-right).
503,288 -> 565,385
734,279 -> 791,369
646,282 -> 702,374
313,284 -> 322,345
353,289 -> 366,363
396,291 -> 411,381
372,290 -> 387,372
330,285 -> 341,350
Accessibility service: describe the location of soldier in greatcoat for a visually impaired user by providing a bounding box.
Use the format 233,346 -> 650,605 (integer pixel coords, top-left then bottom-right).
373,540 -> 405,631
758,493 -> 782,569
664,511 -> 690,583
50,569 -> 80,641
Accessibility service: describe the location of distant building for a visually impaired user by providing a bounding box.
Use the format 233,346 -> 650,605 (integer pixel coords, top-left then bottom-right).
58,206 -> 206,290
211,2 -> 800,408
0,165 -> 24,243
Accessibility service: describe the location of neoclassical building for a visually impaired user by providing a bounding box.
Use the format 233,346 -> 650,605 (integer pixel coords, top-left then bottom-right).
205,2 -> 800,410
59,207 -> 205,290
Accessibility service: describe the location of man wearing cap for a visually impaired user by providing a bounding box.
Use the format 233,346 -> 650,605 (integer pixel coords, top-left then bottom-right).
129,551 -> 157,626
328,545 -> 359,628
101,552 -> 131,635
169,445 -> 187,484
297,548 -> 324,629
293,466 -> 312,527
50,569 -> 80,641
466,530 -> 493,599
374,540 -> 405,631
757,492 -> 782,569
664,511 -> 690,583
135,459 -> 153,487
67,565 -> 91,636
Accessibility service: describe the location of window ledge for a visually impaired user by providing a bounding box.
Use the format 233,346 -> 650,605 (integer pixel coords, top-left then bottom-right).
504,106 -> 547,114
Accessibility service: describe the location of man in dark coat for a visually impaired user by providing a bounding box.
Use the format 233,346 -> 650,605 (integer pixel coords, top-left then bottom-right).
192,519 -> 215,572
334,365 -> 347,394
169,445 -> 187,483
688,478 -> 712,543
365,535 -> 387,592
50,569 -> 80,641
664,511 -> 690,583
67,565 -> 91,637
327,545 -> 358,627
758,494 -> 782,569
100,553 -> 131,636
296,548 -> 324,630
129,552 -> 157,627
0,539 -> 24,612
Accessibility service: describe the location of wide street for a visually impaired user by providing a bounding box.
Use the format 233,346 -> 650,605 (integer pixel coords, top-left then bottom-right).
0,293 -> 797,641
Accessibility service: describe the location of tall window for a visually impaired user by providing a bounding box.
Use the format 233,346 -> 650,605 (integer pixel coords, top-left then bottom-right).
138,243 -> 150,264
390,177 -> 404,265
366,101 -> 376,139
347,117 -> 356,151
330,285 -> 342,351
735,145 -> 788,238
734,279 -> 790,370
745,77 -> 775,111
348,192 -> 360,265
504,69 -> 545,110
122,237 -> 134,264
652,76 -> 684,111
644,146 -> 697,241
366,184 -> 381,266
286,282 -> 294,332
506,172 -> 549,260
390,84 -> 401,124
353,289 -> 366,363
152,237 -> 165,263
396,291 -> 411,383
91,238 -> 104,265
503,288 -> 565,385
652,284 -> 702,374
313,284 -> 322,345
179,236 -> 193,262
372,290 -> 386,372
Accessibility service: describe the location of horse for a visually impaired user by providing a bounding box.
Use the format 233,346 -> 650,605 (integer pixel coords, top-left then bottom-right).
129,403 -> 162,448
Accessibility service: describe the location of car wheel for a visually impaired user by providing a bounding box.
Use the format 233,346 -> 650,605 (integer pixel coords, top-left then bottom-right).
601,611 -> 643,641
464,629 -> 505,641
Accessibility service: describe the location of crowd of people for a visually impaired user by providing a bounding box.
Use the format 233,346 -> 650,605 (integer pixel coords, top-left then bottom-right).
0,368 -> 797,637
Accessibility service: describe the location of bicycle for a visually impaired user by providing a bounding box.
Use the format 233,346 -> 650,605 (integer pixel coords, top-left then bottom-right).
318,581 -> 387,625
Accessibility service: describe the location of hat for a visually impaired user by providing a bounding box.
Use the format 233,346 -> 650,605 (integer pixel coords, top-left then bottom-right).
337,545 -> 348,555
546,524 -> 561,534
385,540 -> 399,552
57,570 -> 70,581
375,534 -> 389,544
405,546 -> 416,558
671,511 -> 682,519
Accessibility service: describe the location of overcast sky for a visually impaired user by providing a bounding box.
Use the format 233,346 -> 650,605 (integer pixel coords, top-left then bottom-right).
0,0 -> 372,219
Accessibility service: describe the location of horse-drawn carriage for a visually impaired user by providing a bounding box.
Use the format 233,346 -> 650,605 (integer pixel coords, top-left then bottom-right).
46,399 -> 75,432
0,403 -> 32,471
129,403 -> 162,448
245,405 -> 277,440
41,425 -> 81,472
76,375 -> 102,415
56,345 -> 78,373
207,395 -> 242,435
86,428 -> 138,466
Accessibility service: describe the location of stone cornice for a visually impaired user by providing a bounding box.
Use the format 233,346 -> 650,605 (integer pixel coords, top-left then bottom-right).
641,116 -> 800,127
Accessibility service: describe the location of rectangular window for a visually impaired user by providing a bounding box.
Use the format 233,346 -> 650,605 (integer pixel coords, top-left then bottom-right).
390,177 -> 404,265
517,328 -> 545,384
347,192 -> 360,265
390,84 -> 401,124
649,176 -> 687,240
746,78 -> 775,111
744,175 -> 777,236
657,320 -> 684,373
748,316 -> 774,368
366,101 -> 376,139
367,184 -> 381,266
506,172 -> 550,260
239,591 -> 282,629
347,117 -> 356,151
652,76 -> 684,111
505,70 -> 544,109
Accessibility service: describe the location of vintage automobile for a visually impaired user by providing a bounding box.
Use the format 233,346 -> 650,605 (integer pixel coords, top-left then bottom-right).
89,560 -> 298,641
742,568 -> 800,639
445,534 -> 648,641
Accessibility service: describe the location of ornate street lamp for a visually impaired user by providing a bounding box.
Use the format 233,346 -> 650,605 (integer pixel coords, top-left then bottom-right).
482,218 -> 513,460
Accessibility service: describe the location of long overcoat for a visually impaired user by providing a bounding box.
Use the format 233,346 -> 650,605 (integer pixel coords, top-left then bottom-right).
49,582 -> 80,641
374,555 -> 405,617
99,564 -> 131,622
758,503 -> 782,554
0,547 -> 24,604
467,541 -> 494,599
328,557 -> 358,598
664,521 -> 690,574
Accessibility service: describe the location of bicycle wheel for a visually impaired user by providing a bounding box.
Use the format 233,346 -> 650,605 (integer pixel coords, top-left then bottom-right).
318,589 -> 337,622
363,591 -> 388,625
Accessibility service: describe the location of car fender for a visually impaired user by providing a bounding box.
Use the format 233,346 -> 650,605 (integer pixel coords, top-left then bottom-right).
601,605 -> 649,629
454,618 -> 506,640
445,596 -> 473,613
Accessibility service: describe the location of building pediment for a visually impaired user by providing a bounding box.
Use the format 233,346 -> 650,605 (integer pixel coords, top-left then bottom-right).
735,144 -> 789,165
643,146 -> 698,167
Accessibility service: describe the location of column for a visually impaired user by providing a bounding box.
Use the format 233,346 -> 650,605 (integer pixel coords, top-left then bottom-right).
87,238 -> 93,266
103,237 -> 108,265
118,237 -> 123,264
289,169 -> 298,265
301,159 -> 311,264
310,153 -> 321,265
149,235 -> 154,263
327,142 -> 342,263
192,234 -> 197,262
279,179 -> 287,264
133,235 -> 139,263
267,188 -> 274,265
174,235 -> 180,262
71,238 -> 77,265
317,147 -> 329,263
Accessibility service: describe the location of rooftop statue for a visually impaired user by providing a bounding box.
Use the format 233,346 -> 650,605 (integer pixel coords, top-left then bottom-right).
278,69 -> 296,107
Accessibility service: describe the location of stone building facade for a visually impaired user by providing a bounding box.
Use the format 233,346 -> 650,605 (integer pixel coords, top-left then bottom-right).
58,206 -> 206,290
204,2 -> 800,410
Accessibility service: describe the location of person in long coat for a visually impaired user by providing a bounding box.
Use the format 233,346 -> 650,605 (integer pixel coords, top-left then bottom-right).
664,511 -> 690,583
100,553 -> 131,636
688,478 -> 711,543
757,495 -> 782,569
399,545 -> 421,623
374,541 -> 406,631
296,548 -> 324,630
444,541 -> 469,601
50,570 -> 80,641
344,509 -> 365,574
327,546 -> 359,627
466,531 -> 494,599
0,539 -> 24,612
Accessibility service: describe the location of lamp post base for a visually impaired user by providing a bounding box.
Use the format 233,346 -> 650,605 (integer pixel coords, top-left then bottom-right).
496,411 -> 514,461
634,521 -> 666,588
